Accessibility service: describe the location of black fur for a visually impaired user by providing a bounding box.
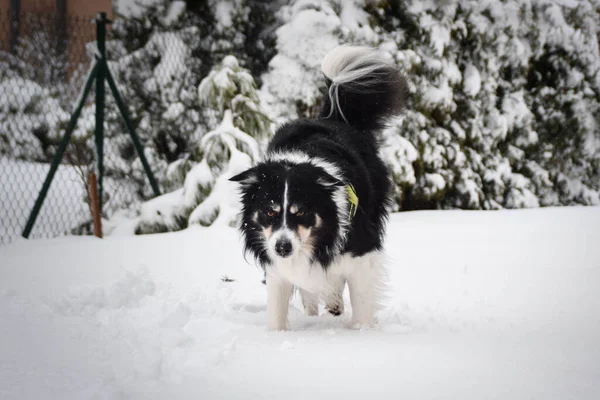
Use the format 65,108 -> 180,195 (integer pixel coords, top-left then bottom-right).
232,160 -> 345,266
321,67 -> 408,133
231,47 -> 408,270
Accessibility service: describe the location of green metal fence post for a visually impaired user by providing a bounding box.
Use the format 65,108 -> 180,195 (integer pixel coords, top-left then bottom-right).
22,61 -> 100,239
94,12 -> 108,213
105,66 -> 162,197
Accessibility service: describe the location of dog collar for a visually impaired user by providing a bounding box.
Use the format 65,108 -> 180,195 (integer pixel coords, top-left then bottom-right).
345,184 -> 359,219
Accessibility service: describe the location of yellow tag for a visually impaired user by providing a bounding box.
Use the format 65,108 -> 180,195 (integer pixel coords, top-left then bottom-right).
346,184 -> 359,219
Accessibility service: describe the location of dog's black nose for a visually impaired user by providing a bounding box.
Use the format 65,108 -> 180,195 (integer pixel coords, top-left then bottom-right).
275,239 -> 293,258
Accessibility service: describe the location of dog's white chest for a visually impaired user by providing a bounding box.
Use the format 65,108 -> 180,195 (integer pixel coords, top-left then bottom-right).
270,253 -> 360,294
272,254 -> 327,293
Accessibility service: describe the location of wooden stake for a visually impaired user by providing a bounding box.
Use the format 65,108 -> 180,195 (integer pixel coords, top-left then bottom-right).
88,171 -> 103,238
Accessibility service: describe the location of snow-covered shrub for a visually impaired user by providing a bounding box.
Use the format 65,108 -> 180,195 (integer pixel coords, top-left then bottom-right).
0,18 -> 92,163
260,0 -> 379,123
135,55 -> 270,234
255,0 -> 600,210
102,0 -> 278,202
0,75 -> 65,161
367,0 -> 600,210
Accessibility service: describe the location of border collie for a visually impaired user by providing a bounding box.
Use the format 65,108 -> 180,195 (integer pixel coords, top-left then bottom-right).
230,45 -> 408,331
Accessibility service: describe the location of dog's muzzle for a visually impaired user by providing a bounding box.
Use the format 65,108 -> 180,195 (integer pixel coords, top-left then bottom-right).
275,238 -> 293,258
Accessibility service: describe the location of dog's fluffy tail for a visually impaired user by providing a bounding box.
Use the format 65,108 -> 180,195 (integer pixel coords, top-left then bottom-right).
320,45 -> 408,132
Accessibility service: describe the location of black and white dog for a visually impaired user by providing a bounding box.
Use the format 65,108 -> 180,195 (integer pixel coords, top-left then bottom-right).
230,45 -> 408,330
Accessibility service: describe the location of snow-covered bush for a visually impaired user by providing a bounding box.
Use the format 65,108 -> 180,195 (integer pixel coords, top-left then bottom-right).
100,0 -> 278,201
260,0 -> 379,123
369,0 -> 600,210
258,0 -> 600,210
135,55 -> 270,234
0,20 -> 92,163
0,75 -> 67,161
112,0 -> 600,233
5,0 -> 600,241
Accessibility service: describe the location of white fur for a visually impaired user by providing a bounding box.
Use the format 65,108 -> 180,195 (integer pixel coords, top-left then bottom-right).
325,275 -> 346,315
315,214 -> 322,228
300,289 -> 319,316
265,250 -> 388,330
321,45 -> 394,123
266,273 -> 293,331
265,150 -> 344,182
282,180 -> 289,225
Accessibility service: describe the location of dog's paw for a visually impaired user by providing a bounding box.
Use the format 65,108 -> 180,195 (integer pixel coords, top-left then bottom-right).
347,317 -> 377,330
347,321 -> 367,330
304,308 -> 319,317
268,323 -> 290,332
326,304 -> 343,316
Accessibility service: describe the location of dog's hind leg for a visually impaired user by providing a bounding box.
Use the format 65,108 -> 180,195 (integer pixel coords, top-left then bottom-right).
266,273 -> 293,331
300,289 -> 319,316
325,276 -> 345,316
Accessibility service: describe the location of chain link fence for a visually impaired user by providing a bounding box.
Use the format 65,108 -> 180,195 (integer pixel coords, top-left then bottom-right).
0,11 -> 142,245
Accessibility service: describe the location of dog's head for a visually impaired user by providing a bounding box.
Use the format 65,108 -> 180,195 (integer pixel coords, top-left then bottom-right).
230,157 -> 350,267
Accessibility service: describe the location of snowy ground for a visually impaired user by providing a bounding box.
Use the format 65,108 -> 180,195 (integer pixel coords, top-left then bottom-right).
0,157 -> 140,246
0,157 -> 89,245
1,206 -> 599,399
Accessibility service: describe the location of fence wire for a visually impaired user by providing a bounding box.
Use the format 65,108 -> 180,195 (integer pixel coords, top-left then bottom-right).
0,11 -> 142,245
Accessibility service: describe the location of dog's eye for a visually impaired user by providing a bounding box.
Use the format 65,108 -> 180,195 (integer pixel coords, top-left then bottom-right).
267,209 -> 276,217
297,210 -> 305,217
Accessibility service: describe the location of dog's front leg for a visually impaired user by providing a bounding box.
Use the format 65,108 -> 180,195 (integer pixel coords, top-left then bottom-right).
346,252 -> 385,328
347,269 -> 374,327
266,273 -> 293,331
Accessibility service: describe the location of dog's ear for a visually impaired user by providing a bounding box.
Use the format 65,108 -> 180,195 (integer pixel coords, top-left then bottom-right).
229,167 -> 259,186
316,172 -> 344,188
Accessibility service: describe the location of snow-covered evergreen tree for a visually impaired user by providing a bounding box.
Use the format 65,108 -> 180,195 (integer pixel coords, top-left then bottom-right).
113,0 -> 600,223
99,0 -> 278,207
134,55 -> 270,233
0,30 -> 94,165
260,0 -> 379,123
7,0 -> 599,239
257,0 -> 600,211
372,0 -> 600,210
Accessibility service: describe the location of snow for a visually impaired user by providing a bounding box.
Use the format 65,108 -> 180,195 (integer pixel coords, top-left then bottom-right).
456,173 -> 482,208
422,79 -> 454,110
214,1 -> 235,29
339,0 -> 370,31
187,150 -> 248,227
137,187 -> 187,232
182,159 -> 213,205
445,60 -> 462,86
1,206 -> 600,399
0,78 -> 44,112
113,0 -> 165,19
0,77 -> 71,160
260,3 -> 341,122
162,1 -> 186,27
0,157 -> 89,245
501,90 -> 539,147
463,64 -> 481,97
145,32 -> 190,90
381,127 -> 419,186
276,6 -> 339,67
425,172 -> 446,191
162,102 -> 185,121
419,14 -> 451,57
0,157 -> 140,245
